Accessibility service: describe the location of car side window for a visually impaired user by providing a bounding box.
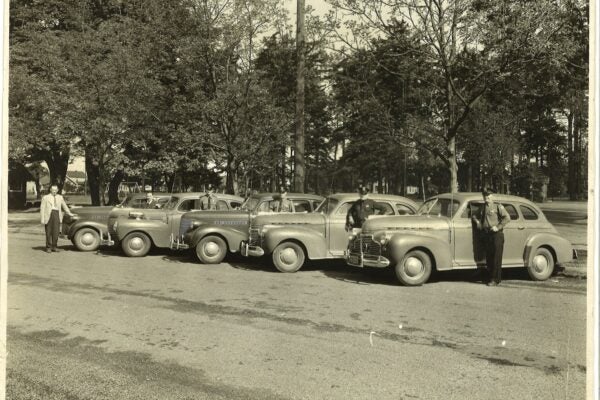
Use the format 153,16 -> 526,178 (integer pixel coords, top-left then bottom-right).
256,201 -> 269,212
336,202 -> 353,215
293,200 -> 311,213
396,203 -> 415,215
230,201 -> 242,209
374,202 -> 394,215
217,200 -> 228,210
461,201 -> 483,218
501,203 -> 519,220
312,200 -> 322,211
178,199 -> 196,211
520,205 -> 539,220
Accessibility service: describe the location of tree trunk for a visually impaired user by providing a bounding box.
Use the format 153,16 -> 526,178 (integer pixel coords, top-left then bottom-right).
294,0 -> 306,193
447,135 -> 458,193
567,110 -> 575,200
107,165 -> 125,205
225,154 -> 238,195
573,109 -> 580,200
44,146 -> 70,192
85,153 -> 102,206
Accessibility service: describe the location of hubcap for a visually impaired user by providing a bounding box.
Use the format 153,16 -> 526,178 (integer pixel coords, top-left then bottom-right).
203,241 -> 220,257
404,256 -> 424,277
81,232 -> 96,246
532,254 -> 549,273
280,247 -> 298,265
129,237 -> 145,251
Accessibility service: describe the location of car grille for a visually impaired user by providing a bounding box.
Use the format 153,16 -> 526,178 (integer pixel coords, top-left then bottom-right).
179,217 -> 194,236
349,234 -> 381,257
108,217 -> 118,236
249,227 -> 262,247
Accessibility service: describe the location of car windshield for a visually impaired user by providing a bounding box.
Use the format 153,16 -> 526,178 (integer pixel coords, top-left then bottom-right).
316,198 -> 339,215
162,196 -> 180,210
240,197 -> 261,211
417,198 -> 460,218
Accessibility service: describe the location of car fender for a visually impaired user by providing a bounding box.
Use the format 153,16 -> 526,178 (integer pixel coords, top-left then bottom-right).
263,226 -> 328,259
387,232 -> 452,271
188,225 -> 247,253
116,218 -> 166,245
524,232 -> 573,265
67,220 -> 108,239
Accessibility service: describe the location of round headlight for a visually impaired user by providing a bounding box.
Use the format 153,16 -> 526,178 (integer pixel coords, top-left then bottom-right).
191,221 -> 202,229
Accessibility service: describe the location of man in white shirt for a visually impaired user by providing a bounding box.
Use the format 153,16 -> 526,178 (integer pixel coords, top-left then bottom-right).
40,184 -> 75,253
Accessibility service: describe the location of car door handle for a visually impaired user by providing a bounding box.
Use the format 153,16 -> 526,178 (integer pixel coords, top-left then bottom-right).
518,226 -> 525,230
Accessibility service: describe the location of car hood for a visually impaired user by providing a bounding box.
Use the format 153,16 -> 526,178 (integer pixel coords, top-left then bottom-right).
71,206 -> 114,217
252,212 -> 325,226
183,210 -> 249,221
361,215 -> 451,233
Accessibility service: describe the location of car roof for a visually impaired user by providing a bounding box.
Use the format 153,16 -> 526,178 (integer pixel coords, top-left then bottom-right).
327,193 -> 418,205
433,192 -> 540,208
127,192 -> 171,199
251,192 -> 324,200
167,192 -> 242,199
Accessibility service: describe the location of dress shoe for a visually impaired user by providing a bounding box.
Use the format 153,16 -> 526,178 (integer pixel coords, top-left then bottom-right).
46,248 -> 52,253
486,281 -> 498,287
52,248 -> 59,252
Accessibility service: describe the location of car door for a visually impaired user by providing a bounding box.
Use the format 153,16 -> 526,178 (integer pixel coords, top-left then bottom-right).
162,197 -> 200,246
498,203 -> 526,266
328,202 -> 353,256
452,201 -> 483,267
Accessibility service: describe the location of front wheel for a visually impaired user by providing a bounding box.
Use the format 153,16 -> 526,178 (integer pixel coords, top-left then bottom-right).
394,250 -> 432,286
121,232 -> 151,257
527,247 -> 555,281
272,242 -> 305,273
195,236 -> 227,264
73,227 -> 100,251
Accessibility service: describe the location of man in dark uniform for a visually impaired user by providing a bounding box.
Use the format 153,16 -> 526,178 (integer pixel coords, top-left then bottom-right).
271,186 -> 293,212
200,185 -> 218,210
471,188 -> 511,286
345,186 -> 379,231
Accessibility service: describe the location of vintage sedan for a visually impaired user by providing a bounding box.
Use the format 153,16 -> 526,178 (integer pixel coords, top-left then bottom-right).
241,193 -> 418,272
108,192 -> 244,257
63,193 -> 171,251
346,193 -> 577,286
177,193 -> 325,264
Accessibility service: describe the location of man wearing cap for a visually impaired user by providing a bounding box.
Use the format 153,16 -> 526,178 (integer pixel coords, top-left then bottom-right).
471,188 -> 511,286
40,184 -> 75,253
200,185 -> 218,210
345,186 -> 380,231
271,186 -> 293,212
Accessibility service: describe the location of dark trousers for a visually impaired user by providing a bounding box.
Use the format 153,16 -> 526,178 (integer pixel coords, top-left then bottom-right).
484,231 -> 504,283
45,210 -> 60,249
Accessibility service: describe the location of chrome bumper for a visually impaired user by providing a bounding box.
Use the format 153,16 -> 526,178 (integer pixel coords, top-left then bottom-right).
169,234 -> 190,250
240,241 -> 264,257
100,231 -> 115,247
346,251 -> 390,268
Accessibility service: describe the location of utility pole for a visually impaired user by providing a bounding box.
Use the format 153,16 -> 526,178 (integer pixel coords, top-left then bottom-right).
294,0 -> 306,193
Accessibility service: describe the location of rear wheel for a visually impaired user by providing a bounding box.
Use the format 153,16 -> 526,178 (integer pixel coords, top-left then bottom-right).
394,250 -> 432,286
527,247 -> 554,281
121,232 -> 151,257
73,227 -> 101,251
272,242 -> 305,273
195,236 -> 227,264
